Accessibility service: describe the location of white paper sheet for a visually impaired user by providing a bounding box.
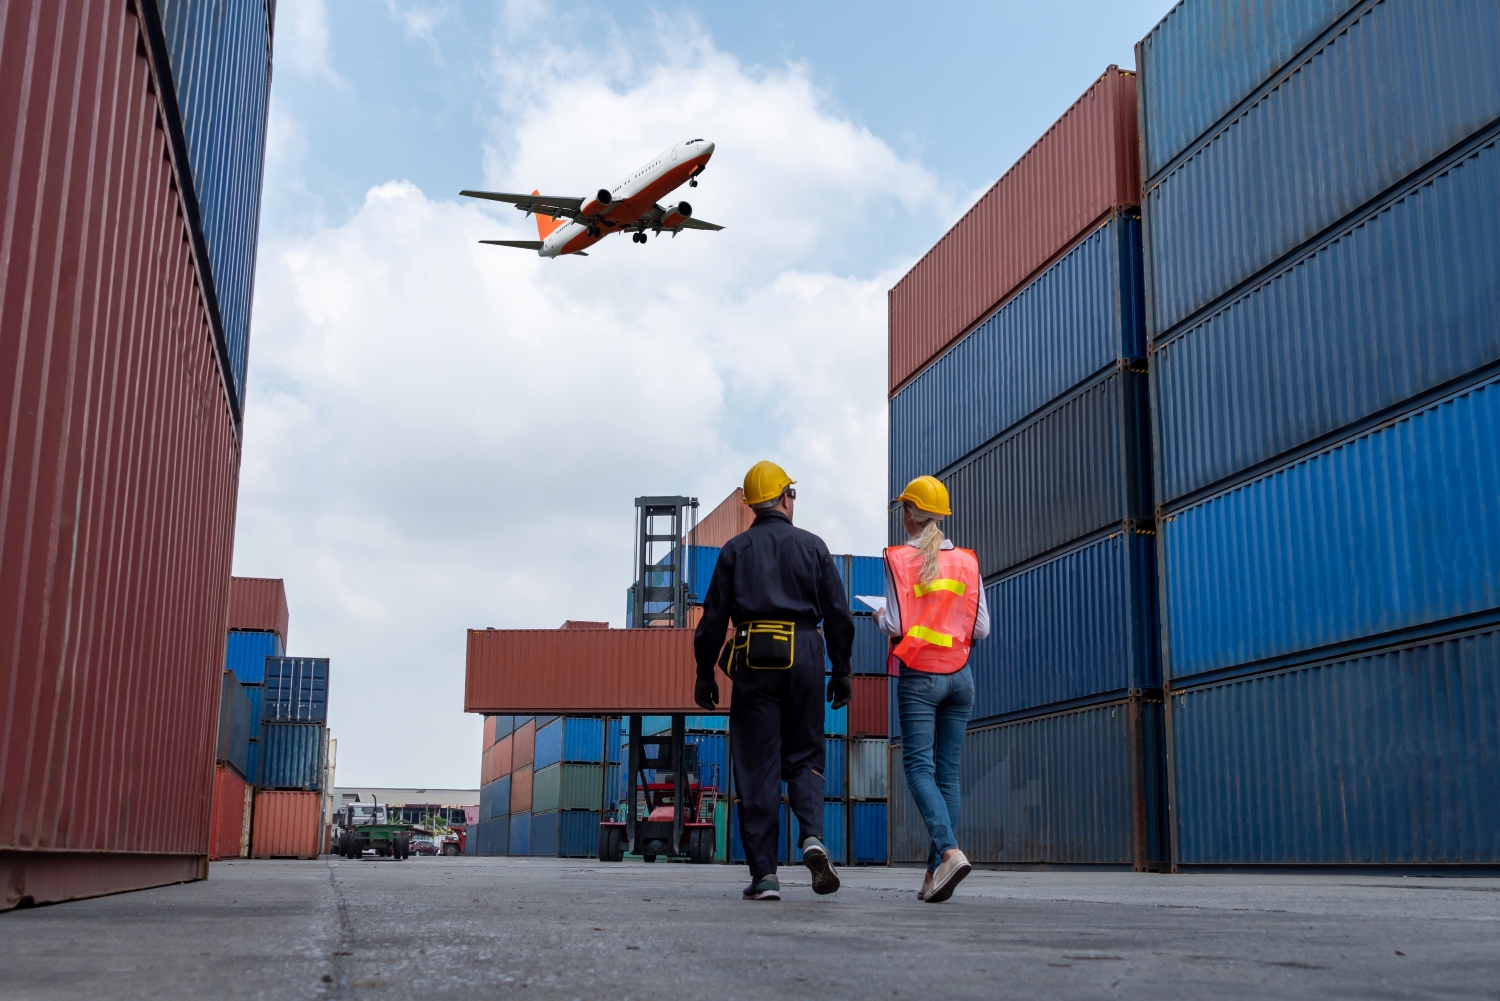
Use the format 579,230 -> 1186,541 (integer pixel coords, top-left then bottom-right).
855,595 -> 886,614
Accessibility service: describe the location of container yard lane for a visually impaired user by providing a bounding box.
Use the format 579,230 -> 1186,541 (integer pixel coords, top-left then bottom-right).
2,859 -> 1499,1000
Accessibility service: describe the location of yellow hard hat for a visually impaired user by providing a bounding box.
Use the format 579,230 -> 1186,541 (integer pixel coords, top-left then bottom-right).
743,460 -> 796,506
893,475 -> 951,517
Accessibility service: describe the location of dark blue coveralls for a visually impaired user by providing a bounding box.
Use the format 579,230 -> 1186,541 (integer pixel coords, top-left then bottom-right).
692,510 -> 856,879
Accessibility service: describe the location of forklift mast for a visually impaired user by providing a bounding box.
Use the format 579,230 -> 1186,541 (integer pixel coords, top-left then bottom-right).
630,495 -> 698,628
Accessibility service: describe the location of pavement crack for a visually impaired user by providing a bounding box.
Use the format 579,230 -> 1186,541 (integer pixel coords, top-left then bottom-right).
324,863 -> 358,999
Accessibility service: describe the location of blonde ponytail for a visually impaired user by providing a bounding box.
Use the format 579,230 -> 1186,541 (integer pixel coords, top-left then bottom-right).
904,503 -> 945,587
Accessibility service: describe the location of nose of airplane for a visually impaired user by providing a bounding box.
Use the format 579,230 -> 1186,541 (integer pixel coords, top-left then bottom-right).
700,140 -> 715,158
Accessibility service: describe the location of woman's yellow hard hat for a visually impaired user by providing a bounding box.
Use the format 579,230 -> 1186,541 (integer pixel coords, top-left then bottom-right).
743,460 -> 796,506
893,475 -> 950,517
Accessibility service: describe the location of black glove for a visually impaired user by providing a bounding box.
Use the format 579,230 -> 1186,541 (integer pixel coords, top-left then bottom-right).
826,674 -> 852,710
694,677 -> 720,711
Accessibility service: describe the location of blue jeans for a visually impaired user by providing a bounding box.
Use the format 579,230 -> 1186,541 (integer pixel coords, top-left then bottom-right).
897,665 -> 974,872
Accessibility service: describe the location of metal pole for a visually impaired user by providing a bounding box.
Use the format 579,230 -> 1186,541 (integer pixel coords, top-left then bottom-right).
627,714 -> 641,854
671,715 -> 685,856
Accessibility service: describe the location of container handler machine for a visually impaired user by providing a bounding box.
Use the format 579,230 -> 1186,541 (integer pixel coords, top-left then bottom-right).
598,714 -> 719,863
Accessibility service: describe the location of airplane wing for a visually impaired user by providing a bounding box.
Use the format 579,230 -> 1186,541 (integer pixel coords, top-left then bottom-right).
679,217 -> 724,231
461,190 -> 584,219
479,239 -> 543,250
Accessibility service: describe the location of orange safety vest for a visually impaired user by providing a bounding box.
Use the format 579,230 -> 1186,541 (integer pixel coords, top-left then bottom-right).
884,545 -> 981,675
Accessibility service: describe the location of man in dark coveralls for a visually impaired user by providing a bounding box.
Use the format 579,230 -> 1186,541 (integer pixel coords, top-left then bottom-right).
693,460 -> 856,900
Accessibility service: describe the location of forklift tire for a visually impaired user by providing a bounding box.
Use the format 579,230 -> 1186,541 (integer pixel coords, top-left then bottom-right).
598,826 -> 625,863
689,829 -> 713,864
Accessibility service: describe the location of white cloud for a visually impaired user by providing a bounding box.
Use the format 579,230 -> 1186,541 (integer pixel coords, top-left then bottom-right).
278,0 -> 347,86
240,20 -> 949,787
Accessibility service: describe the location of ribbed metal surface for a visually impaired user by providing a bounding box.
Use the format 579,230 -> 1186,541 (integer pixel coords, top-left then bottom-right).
466,629 -> 733,713
850,616 -> 887,675
941,366 -> 1151,578
850,677 -> 888,737
851,802 -> 887,863
888,743 -> 927,862
257,724 -> 325,791
224,630 -> 281,684
243,684 -> 263,735
508,812 -> 531,856
824,738 -> 846,798
1153,128 -> 1500,505
479,777 -> 510,822
209,765 -> 248,861
475,817 -> 508,856
228,579 -> 288,643
480,734 -> 512,787
530,810 -> 599,858
1170,628 -> 1500,864
533,717 -> 605,770
1145,0 -> 1500,338
493,715 -> 515,741
510,764 -> 533,814
890,213 -> 1144,494
686,734 -> 728,792
513,720 -> 535,770
155,0 -> 272,407
789,801 -> 849,864
960,699 -> 1165,865
250,791 -> 322,859
217,672 -> 253,780
824,698 -> 847,736
531,764 -> 604,813
850,739 -> 890,800
971,528 -> 1159,722
263,657 -> 329,723
1137,0 -> 1356,179
246,740 -> 259,787
889,68 -> 1139,393
1,0 -> 240,864
1162,375 -> 1500,682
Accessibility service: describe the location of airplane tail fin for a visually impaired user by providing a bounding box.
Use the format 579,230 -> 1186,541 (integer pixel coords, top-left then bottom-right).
533,190 -> 563,240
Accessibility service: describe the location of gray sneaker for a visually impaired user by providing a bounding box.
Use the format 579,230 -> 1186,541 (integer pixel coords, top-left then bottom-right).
800,837 -> 841,895
743,875 -> 781,900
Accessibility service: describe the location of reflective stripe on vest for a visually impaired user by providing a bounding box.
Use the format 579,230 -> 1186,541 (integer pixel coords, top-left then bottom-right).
913,578 -> 965,597
905,624 -> 953,648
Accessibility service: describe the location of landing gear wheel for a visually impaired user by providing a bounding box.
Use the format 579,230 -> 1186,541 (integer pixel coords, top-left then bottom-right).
689,178 -> 697,187
598,826 -> 625,862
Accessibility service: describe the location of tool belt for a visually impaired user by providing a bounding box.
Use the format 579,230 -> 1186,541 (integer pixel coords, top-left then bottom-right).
722,620 -> 797,672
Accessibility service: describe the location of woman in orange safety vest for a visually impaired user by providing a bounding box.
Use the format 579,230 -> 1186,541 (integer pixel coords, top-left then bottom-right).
875,475 -> 988,903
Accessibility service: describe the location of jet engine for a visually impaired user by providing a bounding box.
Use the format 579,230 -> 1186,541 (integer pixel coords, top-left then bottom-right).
659,202 -> 693,228
580,188 -> 614,217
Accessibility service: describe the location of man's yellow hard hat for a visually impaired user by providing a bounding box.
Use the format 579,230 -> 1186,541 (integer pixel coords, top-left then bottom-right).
743,460 -> 796,506
893,475 -> 951,517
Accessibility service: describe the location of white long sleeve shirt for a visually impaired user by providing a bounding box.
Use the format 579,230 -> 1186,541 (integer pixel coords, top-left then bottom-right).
874,539 -> 990,641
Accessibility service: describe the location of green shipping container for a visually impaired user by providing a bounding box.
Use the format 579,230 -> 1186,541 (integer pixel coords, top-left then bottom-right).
531,763 -> 604,813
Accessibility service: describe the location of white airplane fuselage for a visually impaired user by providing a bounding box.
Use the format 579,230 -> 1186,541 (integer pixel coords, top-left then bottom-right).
537,139 -> 716,257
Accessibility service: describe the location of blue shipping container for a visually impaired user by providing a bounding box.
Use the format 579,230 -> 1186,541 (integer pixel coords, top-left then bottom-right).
477,817 -> 509,856
156,0 -> 273,408
890,212 -> 1145,495
606,718 -> 621,760
493,715 -> 515,741
245,739 -> 259,787
508,812 -> 531,856
480,776 -> 511,822
1170,627 -> 1500,865
1152,126 -> 1500,505
263,657 -> 330,723
224,629 -> 281,684
1144,0 -> 1500,338
730,802 -> 790,865
935,365 -> 1151,576
257,723 -> 324,790
959,699 -> 1167,866
970,527 -> 1159,723
1162,374 -> 1500,683
824,738 -> 845,799
824,699 -> 847,736
686,716 -> 728,732
790,802 -> 848,864
852,803 -> 887,864
243,683 -> 263,735
534,717 -> 605,770
217,670 -> 252,780
1137,0 -> 1356,179
531,810 -> 600,858
465,824 -> 478,855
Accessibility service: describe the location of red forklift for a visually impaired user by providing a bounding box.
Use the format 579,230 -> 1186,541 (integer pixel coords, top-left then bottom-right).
598,714 -> 719,864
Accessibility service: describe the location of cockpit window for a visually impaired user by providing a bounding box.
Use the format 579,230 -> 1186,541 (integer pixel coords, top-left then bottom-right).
687,138 -> 704,143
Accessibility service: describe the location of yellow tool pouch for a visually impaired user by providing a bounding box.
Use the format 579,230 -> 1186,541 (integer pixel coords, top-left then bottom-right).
727,620 -> 796,670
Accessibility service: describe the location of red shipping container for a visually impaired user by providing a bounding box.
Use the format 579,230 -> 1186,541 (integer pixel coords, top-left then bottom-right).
688,489 -> 755,548
251,791 -> 323,859
512,720 -> 536,771
850,677 -> 889,737
466,628 -> 735,714
209,766 -> 251,861
510,765 -> 534,814
483,715 -> 498,750
0,0 -> 242,909
887,67 -> 1140,395
493,734 -> 514,779
229,577 -> 289,642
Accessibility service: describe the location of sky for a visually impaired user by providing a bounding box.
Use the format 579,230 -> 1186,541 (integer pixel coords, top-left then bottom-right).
237,0 -> 1170,788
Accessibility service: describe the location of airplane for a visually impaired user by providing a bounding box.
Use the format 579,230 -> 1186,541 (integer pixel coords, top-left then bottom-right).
460,138 -> 723,258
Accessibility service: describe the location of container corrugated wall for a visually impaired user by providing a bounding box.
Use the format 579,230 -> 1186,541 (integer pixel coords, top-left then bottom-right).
890,212 -> 1144,494
531,764 -> 603,813
970,527 -> 1159,722
1161,374 -> 1500,684
1152,125 -> 1500,506
263,657 -> 330,723
513,721 -> 535,770
824,739 -> 845,798
209,766 -> 249,861
1169,627 -> 1500,866
849,677 -> 888,737
1142,0 -> 1500,338
508,813 -> 531,856
510,766 -> 533,814
476,817 -> 509,856
217,672 -> 253,779
851,803 -> 887,863
257,724 -> 326,791
250,791 -> 322,859
1,0 -> 244,910
888,743 -> 927,863
228,578 -> 288,642
849,739 -> 889,800
938,365 -> 1151,576
531,811 -> 599,858
155,0 -> 273,408
224,630 -> 281,683
888,67 -> 1139,393
533,717 -> 605,770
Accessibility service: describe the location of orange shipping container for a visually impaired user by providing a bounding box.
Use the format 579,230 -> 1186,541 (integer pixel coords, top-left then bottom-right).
230,577 -> 289,643
209,766 -> 251,861
493,734 -> 514,779
483,715 -> 498,749
466,628 -> 734,714
887,67 -> 1140,395
513,720 -> 536,770
251,791 -> 323,859
510,765 -> 534,815
688,489 -> 755,548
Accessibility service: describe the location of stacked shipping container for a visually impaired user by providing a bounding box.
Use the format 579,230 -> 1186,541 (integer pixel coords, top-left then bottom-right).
886,67 -> 1168,870
1,0 -> 270,908
1138,0 -> 1500,869
477,716 -> 621,857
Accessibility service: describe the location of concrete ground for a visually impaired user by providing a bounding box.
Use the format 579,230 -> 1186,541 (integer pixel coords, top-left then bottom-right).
2,859 -> 1498,1000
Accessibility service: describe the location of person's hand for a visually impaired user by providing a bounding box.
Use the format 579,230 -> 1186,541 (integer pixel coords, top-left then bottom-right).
694,677 -> 720,710
826,674 -> 852,710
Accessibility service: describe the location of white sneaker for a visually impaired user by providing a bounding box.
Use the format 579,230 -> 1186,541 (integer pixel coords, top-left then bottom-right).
924,850 -> 971,903
917,871 -> 934,901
